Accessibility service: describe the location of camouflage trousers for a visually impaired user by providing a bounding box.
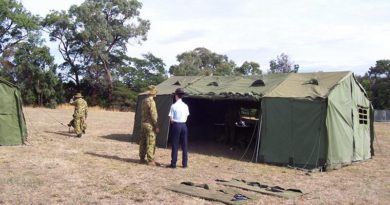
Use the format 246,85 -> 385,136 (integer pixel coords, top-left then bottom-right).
69,116 -> 87,135
139,123 -> 156,162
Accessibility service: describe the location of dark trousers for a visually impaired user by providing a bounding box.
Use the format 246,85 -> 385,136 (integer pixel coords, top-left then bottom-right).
170,122 -> 188,167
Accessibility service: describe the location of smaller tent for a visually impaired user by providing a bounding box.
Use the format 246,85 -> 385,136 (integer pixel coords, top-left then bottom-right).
0,78 -> 28,145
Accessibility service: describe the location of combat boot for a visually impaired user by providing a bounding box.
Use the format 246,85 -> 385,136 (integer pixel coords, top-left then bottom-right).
76,134 -> 82,138
147,161 -> 157,166
139,159 -> 147,164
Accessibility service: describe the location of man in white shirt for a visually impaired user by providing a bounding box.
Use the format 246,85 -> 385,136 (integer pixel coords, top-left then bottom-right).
168,88 -> 190,168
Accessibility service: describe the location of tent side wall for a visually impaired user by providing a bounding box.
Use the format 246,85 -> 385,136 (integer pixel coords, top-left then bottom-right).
326,74 -> 371,169
259,98 -> 327,169
0,81 -> 27,145
15,90 -> 27,143
131,94 -> 172,148
351,75 -> 372,161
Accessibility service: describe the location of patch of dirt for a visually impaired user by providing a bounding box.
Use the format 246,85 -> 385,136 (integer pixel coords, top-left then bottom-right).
0,108 -> 389,204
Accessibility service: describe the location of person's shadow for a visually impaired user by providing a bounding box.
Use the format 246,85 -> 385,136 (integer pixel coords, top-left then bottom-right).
84,152 -> 167,168
45,131 -> 74,137
100,134 -> 132,142
84,152 -> 140,164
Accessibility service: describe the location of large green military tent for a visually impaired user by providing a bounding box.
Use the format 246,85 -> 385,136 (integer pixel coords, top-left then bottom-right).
131,71 -> 374,170
0,78 -> 28,145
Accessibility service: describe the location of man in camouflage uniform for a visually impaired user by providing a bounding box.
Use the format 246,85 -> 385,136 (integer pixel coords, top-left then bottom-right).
68,93 -> 88,138
139,85 -> 159,165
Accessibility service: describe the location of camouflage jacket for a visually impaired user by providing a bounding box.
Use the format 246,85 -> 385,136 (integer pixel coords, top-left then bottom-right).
70,98 -> 88,118
141,96 -> 158,128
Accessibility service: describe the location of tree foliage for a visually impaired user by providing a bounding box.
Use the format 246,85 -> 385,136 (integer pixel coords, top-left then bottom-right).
42,10 -> 86,87
43,0 -> 151,100
119,53 -> 167,92
0,0 -> 39,55
235,61 -> 261,75
170,48 -> 264,77
0,0 -> 63,107
358,60 -> 390,109
169,47 -> 236,76
269,53 -> 299,73
1,33 -> 62,107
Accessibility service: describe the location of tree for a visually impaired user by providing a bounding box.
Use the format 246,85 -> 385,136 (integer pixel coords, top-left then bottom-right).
368,60 -> 390,78
360,60 -> 390,109
0,0 -> 39,76
214,61 -> 235,76
235,61 -> 261,75
42,10 -> 86,88
2,34 -> 62,107
169,52 -> 202,76
0,0 -> 63,107
269,53 -> 299,73
43,0 -> 151,100
169,47 -> 236,76
120,53 -> 167,92
0,0 -> 39,55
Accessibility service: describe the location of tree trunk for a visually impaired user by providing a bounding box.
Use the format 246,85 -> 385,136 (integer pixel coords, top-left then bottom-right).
75,72 -> 80,89
100,57 -> 113,104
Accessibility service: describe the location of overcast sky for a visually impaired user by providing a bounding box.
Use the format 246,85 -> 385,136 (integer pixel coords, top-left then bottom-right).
21,0 -> 390,75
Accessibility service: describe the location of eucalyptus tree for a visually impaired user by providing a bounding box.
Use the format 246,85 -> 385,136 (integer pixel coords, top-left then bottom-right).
0,0 -> 39,55
11,35 -> 61,106
235,61 -> 261,75
0,0 -> 39,76
42,10 -> 86,88
269,53 -> 299,73
169,47 -> 236,76
43,0 -> 150,100
119,53 -> 167,92
362,60 -> 390,109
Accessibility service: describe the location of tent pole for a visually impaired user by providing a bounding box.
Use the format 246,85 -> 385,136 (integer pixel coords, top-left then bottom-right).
255,114 -> 262,163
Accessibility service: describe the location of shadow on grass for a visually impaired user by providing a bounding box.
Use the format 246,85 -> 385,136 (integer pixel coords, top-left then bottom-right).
186,140 -> 256,162
84,152 -> 169,168
45,131 -> 75,138
85,151 -> 140,163
100,134 -> 132,142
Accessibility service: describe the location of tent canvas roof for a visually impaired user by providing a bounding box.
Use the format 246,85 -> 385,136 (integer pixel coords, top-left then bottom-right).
0,77 -> 19,88
144,71 -> 352,100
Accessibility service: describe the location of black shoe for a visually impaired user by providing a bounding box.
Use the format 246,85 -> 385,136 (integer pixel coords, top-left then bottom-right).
183,165 -> 188,168
167,164 -> 176,169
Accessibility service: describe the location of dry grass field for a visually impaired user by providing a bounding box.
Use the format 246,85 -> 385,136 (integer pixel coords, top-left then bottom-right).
0,107 -> 389,205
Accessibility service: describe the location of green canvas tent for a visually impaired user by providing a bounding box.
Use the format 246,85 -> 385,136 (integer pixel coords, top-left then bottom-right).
131,71 -> 374,170
0,78 -> 28,145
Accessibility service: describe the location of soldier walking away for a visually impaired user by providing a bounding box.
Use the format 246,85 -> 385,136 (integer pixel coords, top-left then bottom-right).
68,93 -> 88,138
139,85 -> 160,166
168,88 -> 190,168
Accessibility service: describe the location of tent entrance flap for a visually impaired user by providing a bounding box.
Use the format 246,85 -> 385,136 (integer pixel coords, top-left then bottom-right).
131,95 -> 172,148
259,98 -> 327,169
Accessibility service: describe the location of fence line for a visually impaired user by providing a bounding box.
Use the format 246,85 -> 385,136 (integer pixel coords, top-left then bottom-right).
374,110 -> 390,122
